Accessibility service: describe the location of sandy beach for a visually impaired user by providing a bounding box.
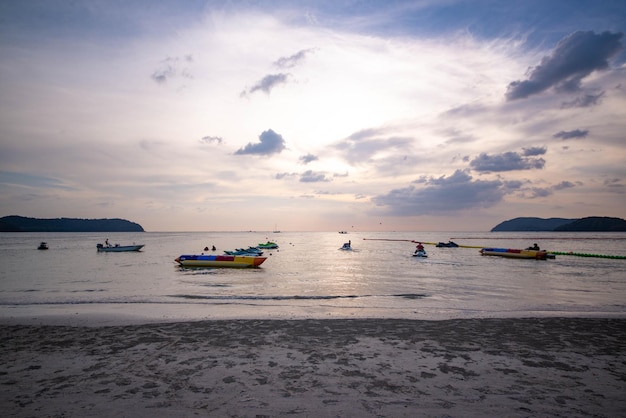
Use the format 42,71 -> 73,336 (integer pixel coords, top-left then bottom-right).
1,317 -> 624,417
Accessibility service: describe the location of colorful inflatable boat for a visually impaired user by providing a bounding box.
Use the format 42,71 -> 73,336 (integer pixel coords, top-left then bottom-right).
480,248 -> 549,260
175,254 -> 267,268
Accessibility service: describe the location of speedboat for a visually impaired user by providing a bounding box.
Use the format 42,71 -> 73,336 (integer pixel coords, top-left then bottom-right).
436,241 -> 459,248
97,243 -> 145,252
175,254 -> 266,268
257,241 -> 279,249
480,248 -> 549,260
37,242 -> 49,250
413,250 -> 428,257
224,247 -> 264,256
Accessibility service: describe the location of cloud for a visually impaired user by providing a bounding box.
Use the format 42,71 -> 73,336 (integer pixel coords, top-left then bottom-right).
201,136 -> 223,145
553,129 -> 589,140
469,151 -> 545,172
274,48 -> 316,69
275,172 -> 296,180
561,91 -> 605,108
505,31 -> 624,100
300,170 -> 331,183
522,146 -> 547,156
553,181 -> 576,190
241,73 -> 290,96
521,180 -> 577,199
0,171 -> 75,191
151,55 -> 193,84
275,169 -> 331,182
334,128 -> 413,165
604,178 -> 625,191
235,129 -> 286,156
372,170 -> 510,215
151,66 -> 175,84
299,153 -> 318,164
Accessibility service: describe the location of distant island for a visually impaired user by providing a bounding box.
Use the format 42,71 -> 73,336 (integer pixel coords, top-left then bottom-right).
491,216 -> 626,232
0,216 -> 144,232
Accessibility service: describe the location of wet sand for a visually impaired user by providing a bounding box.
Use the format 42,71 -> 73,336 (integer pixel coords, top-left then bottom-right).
1,317 -> 625,417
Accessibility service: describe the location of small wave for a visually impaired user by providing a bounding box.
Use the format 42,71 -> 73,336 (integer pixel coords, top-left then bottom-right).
169,293 -> 428,301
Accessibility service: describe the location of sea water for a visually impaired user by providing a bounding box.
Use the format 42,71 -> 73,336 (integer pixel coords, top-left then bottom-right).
0,231 -> 625,324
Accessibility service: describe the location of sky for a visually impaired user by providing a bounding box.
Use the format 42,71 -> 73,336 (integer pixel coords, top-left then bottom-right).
0,0 -> 625,232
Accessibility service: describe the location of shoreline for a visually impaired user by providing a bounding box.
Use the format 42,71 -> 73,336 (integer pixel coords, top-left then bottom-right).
2,317 -> 624,417
2,303 -> 626,328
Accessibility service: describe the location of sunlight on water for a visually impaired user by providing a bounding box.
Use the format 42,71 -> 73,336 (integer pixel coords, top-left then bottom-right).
1,231 -> 625,323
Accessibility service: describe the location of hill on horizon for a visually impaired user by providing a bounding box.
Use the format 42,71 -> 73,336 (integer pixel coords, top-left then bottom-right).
491,216 -> 626,232
0,216 -> 144,232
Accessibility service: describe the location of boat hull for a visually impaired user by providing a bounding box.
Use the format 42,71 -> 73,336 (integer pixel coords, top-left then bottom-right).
97,244 -> 144,252
480,248 -> 548,260
175,254 -> 266,268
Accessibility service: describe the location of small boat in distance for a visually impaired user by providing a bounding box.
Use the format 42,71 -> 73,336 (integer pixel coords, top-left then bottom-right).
436,241 -> 459,248
175,254 -> 266,268
223,247 -> 264,256
339,240 -> 352,250
97,243 -> 144,252
37,242 -> 49,250
257,241 -> 279,249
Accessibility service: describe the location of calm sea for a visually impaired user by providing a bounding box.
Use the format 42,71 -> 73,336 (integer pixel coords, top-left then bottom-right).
1,231 -> 625,325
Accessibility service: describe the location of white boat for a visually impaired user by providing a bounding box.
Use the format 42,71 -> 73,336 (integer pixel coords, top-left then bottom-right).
97,243 -> 144,252
412,250 -> 428,258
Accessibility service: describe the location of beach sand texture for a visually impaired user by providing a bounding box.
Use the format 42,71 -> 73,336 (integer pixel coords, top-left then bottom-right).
1,318 -> 625,417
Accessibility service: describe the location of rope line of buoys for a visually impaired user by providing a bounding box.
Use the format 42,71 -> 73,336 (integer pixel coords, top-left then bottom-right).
549,251 -> 626,259
362,238 -> 625,259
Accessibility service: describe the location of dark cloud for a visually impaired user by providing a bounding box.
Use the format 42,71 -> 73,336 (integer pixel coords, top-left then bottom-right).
561,91 -> 605,108
299,153 -> 318,164
503,180 -> 525,190
528,187 -> 552,198
274,48 -> 316,68
241,73 -> 290,96
201,135 -> 223,145
235,129 -> 286,156
334,128 -> 412,165
372,170 -> 510,215
300,170 -> 331,183
553,129 -> 589,139
522,146 -> 547,156
506,31 -> 623,100
469,151 -> 545,172
553,181 -> 576,190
